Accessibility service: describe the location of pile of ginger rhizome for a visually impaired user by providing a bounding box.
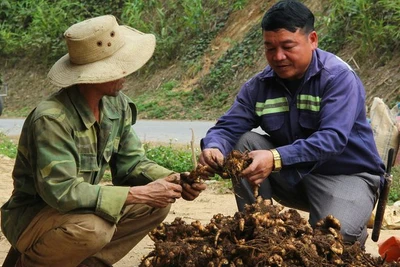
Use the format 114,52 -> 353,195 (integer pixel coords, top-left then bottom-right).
141,150 -> 399,267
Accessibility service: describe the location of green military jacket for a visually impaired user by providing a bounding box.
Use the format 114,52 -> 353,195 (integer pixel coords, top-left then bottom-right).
1,86 -> 174,245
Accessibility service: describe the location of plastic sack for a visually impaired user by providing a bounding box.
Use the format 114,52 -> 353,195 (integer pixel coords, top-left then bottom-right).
369,97 -> 400,166
368,205 -> 400,230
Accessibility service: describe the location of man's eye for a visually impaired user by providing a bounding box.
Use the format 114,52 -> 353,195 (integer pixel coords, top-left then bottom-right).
283,46 -> 295,50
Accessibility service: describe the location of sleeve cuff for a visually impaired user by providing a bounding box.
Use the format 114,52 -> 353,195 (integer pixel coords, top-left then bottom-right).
96,186 -> 130,223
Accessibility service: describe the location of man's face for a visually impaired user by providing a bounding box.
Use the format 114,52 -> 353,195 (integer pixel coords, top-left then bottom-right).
97,78 -> 125,97
263,28 -> 318,80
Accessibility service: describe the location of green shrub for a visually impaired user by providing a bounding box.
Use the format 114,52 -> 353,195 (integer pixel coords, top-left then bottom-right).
144,143 -> 196,173
0,132 -> 17,158
318,0 -> 400,62
0,0 -> 242,69
389,165 -> 400,204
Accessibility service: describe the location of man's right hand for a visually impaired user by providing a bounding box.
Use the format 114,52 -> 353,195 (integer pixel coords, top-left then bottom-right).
126,175 -> 182,208
198,148 -> 225,177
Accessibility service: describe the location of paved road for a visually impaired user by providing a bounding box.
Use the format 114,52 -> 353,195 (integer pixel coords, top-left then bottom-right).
0,118 -> 265,145
0,118 -> 219,145
132,119 -> 218,145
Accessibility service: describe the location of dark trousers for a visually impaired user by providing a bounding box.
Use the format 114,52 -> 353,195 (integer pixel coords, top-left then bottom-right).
232,131 -> 380,246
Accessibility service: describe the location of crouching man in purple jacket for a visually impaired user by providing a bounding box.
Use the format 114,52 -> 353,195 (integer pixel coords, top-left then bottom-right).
199,0 -> 385,247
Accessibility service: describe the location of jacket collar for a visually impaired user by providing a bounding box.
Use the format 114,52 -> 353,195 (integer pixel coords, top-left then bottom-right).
101,96 -> 121,121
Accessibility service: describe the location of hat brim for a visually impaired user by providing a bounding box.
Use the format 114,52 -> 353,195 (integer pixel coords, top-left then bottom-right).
48,26 -> 156,87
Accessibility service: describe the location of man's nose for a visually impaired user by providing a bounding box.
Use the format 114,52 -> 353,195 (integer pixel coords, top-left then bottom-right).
273,48 -> 286,61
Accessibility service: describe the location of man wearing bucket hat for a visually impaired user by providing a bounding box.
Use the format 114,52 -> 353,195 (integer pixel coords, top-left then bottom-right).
1,15 -> 206,267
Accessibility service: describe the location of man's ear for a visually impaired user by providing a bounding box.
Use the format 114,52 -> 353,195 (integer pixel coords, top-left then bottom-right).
309,31 -> 318,50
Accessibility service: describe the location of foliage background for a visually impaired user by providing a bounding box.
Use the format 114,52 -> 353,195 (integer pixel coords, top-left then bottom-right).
0,0 -> 399,119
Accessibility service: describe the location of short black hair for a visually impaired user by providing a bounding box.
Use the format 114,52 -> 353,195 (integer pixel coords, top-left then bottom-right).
261,0 -> 315,33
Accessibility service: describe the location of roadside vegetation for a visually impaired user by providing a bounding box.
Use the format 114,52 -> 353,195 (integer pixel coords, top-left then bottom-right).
318,0 -> 399,65
0,0 -> 242,68
0,0 -> 399,118
0,132 -> 17,158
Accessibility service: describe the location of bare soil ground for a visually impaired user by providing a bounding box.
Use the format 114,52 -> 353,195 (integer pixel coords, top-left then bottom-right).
0,155 -> 399,266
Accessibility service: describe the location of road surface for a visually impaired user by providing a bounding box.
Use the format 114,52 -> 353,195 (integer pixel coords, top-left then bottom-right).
0,118 -> 265,146
0,118 -> 220,146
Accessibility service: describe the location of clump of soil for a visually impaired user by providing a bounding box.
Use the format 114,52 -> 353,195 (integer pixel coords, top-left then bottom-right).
140,151 -> 400,267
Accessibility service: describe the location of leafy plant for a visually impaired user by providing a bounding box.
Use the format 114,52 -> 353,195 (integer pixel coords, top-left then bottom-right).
232,0 -> 248,11
0,132 -> 17,158
121,0 -> 234,70
0,0 -> 238,69
144,142 -> 197,173
318,0 -> 400,63
0,0 -> 91,62
389,165 -> 400,204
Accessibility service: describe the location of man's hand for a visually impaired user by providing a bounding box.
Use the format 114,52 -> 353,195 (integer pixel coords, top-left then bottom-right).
198,148 -> 225,177
180,172 -> 207,200
241,150 -> 274,185
126,174 -> 182,208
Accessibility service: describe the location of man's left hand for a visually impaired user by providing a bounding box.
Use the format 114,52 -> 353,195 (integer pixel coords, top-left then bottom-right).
181,180 -> 207,201
242,150 -> 274,185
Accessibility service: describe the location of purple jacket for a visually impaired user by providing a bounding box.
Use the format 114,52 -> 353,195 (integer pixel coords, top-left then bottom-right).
201,49 -> 385,185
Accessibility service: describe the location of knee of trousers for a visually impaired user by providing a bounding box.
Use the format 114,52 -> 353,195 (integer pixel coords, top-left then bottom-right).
152,205 -> 171,225
341,225 -> 368,247
124,204 -> 171,225
234,131 -> 274,152
122,204 -> 171,226
70,214 -> 115,251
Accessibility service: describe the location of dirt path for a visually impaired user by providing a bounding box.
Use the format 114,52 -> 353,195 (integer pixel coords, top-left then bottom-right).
0,155 -> 399,266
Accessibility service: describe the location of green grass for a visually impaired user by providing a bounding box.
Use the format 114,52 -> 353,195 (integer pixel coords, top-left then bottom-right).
318,0 -> 399,64
144,142 -> 197,173
0,132 -> 17,158
0,0 -> 242,68
389,165 -> 400,204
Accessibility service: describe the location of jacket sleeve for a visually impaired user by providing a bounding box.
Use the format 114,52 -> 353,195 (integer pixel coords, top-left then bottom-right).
31,115 -> 129,223
201,78 -> 260,155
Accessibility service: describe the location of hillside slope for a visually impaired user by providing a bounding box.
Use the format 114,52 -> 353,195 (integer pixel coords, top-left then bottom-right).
0,0 -> 399,119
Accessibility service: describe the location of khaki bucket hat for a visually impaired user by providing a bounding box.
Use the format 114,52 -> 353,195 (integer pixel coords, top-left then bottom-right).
48,15 -> 156,87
